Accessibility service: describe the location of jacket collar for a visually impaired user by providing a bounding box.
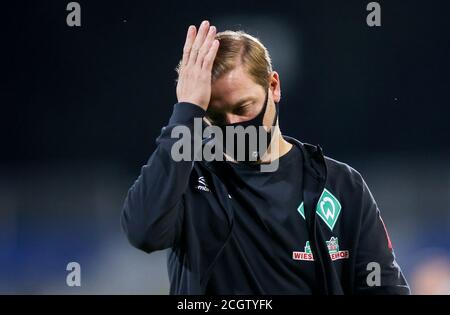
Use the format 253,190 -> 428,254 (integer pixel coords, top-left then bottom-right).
283,136 -> 327,182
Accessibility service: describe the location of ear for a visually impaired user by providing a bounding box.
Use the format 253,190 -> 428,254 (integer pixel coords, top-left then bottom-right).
269,71 -> 281,103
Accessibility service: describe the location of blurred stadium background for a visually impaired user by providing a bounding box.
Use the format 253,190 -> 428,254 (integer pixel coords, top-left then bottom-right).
1,0 -> 449,294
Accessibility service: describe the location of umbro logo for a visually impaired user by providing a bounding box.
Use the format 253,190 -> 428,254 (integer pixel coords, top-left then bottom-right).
195,176 -> 210,192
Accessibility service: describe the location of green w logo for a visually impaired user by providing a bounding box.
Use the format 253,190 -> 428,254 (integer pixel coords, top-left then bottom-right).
297,188 -> 342,231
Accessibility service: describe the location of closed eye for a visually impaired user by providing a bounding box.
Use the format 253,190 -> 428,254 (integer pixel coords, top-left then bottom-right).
233,103 -> 252,115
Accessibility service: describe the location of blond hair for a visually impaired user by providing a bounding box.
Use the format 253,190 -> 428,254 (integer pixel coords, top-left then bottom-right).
176,30 -> 273,89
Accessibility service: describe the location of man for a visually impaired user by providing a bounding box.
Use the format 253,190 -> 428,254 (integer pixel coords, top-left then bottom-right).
121,20 -> 410,294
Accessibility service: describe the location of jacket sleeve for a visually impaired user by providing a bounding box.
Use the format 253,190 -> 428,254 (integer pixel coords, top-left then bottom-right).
121,102 -> 205,253
354,174 -> 410,294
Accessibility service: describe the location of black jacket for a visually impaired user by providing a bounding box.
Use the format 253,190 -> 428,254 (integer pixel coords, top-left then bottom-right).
121,102 -> 410,295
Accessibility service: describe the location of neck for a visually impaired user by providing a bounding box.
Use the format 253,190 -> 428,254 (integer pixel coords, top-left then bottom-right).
259,125 -> 292,164
222,124 -> 293,165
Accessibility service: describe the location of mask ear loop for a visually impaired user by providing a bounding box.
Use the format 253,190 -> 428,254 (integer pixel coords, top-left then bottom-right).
260,89 -> 270,120
255,89 -> 279,163
267,88 -> 279,132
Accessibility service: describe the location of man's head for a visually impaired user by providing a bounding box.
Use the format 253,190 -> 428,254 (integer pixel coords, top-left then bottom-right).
175,24 -> 289,167
208,31 -> 281,129
177,30 -> 281,129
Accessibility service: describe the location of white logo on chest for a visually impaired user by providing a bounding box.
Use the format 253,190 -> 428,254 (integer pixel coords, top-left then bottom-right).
320,196 -> 336,221
196,176 -> 210,192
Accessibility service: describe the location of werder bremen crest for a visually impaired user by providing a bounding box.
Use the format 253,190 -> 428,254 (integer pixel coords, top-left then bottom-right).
297,188 -> 342,231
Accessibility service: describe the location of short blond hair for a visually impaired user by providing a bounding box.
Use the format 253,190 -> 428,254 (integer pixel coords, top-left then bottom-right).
212,31 -> 273,89
176,30 -> 273,89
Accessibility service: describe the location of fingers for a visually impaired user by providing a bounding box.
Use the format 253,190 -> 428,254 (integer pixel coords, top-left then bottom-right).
181,25 -> 196,67
188,20 -> 210,66
202,40 -> 220,71
197,26 -> 217,67
176,21 -> 219,110
181,20 -> 219,72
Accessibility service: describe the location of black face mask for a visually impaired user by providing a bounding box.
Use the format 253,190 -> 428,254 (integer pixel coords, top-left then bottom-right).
215,90 -> 279,163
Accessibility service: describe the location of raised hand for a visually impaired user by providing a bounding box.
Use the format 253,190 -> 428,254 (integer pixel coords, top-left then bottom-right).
176,21 -> 220,111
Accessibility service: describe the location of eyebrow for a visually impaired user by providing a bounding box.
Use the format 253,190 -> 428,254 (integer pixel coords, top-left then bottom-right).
207,96 -> 255,116
233,97 -> 254,107
210,96 -> 255,107
221,97 -> 255,111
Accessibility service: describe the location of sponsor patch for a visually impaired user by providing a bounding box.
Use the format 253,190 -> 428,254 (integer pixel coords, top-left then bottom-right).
292,237 -> 349,262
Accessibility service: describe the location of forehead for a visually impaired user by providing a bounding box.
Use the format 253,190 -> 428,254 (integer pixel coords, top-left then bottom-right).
210,66 -> 262,105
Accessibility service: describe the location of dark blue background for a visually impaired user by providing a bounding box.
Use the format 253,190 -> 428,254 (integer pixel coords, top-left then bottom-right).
1,0 -> 449,294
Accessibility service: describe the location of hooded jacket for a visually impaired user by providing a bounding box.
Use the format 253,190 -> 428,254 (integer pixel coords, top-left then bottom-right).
121,102 -> 410,295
